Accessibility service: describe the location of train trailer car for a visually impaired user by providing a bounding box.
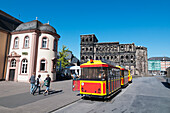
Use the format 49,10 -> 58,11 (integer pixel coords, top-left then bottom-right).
128,70 -> 132,83
79,59 -> 121,99
116,66 -> 129,88
72,79 -> 80,91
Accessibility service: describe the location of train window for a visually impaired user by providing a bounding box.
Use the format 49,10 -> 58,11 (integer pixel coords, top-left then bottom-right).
81,67 -> 107,80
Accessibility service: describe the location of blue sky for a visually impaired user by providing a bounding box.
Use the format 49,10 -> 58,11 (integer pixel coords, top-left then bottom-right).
1,0 -> 170,59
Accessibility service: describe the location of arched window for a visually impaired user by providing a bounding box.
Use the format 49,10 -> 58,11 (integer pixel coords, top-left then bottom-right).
81,56 -> 84,60
86,48 -> 88,51
90,37 -> 92,41
96,56 -> 98,60
82,38 -> 84,42
21,59 -> 28,74
24,36 -> 29,48
100,56 -> 102,60
90,48 -> 92,51
54,41 -> 56,50
42,37 -> 47,48
11,59 -> 16,67
86,38 -> 88,42
14,37 -> 19,48
90,56 -> 92,59
96,48 -> 98,51
53,39 -> 57,51
86,56 -> 88,59
40,60 -> 46,71
111,56 -> 113,59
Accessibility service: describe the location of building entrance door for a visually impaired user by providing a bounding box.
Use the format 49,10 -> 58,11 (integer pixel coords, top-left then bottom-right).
9,69 -> 15,81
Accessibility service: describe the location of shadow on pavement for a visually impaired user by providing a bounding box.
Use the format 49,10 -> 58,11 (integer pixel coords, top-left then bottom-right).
33,90 -> 63,95
161,82 -> 170,89
49,90 -> 63,94
81,89 -> 121,102
0,90 -> 63,108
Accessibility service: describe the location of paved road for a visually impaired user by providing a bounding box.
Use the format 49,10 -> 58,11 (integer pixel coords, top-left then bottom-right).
0,80 -> 81,113
54,76 -> 170,113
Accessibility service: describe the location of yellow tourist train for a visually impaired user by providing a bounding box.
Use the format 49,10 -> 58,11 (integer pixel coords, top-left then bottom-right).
72,59 -> 132,99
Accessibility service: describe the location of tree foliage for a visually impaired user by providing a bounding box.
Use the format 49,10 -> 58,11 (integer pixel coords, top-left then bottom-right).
57,45 -> 69,69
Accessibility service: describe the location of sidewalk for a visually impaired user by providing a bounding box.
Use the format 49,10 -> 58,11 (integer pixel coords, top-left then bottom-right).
0,80 -> 81,113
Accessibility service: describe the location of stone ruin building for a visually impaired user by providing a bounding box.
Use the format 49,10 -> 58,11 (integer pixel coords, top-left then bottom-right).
80,34 -> 148,76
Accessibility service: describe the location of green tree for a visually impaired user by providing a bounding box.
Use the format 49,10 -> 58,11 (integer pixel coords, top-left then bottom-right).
57,45 -> 69,69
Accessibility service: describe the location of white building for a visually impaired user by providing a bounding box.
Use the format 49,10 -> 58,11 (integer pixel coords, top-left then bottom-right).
6,20 -> 60,82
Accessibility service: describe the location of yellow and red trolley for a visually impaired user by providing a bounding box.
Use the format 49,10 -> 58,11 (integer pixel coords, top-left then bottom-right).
78,59 -> 121,98
116,66 -> 129,87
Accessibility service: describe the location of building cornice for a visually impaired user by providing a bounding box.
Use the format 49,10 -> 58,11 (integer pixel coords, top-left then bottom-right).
11,30 -> 60,38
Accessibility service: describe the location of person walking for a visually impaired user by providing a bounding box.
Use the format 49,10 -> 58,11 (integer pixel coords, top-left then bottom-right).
29,72 -> 36,94
43,74 -> 51,95
32,74 -> 42,95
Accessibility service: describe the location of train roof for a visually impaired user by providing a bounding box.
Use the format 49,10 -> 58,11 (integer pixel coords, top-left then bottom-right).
80,60 -> 118,68
116,66 -> 128,71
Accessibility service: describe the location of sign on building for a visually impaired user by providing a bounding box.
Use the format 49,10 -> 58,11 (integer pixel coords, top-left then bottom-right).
148,60 -> 161,70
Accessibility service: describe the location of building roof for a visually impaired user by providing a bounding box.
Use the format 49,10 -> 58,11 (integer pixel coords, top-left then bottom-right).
0,10 -> 22,32
97,42 -> 119,45
14,20 -> 57,34
148,57 -> 170,61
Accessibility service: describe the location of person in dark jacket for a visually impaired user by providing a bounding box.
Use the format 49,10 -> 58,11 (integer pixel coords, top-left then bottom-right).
29,72 -> 36,94
43,74 -> 51,95
32,74 -> 42,95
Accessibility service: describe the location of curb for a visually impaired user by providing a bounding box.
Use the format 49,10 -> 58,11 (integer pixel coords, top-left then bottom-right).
48,98 -> 82,113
